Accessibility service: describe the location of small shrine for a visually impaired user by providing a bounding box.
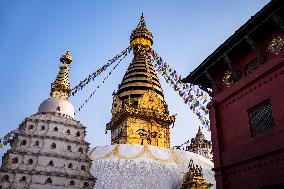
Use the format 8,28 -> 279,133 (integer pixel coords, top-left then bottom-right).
187,127 -> 213,160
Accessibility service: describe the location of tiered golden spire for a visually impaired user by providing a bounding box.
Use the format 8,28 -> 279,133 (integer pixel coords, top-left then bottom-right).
117,14 -> 163,101
106,14 -> 175,148
130,13 -> 153,50
50,51 -> 72,100
180,159 -> 213,189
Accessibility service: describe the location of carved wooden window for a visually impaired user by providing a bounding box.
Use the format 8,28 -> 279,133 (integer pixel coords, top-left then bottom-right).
244,58 -> 259,75
248,100 -> 274,136
261,183 -> 284,189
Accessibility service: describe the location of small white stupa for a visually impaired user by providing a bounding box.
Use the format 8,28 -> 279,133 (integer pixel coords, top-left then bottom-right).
0,51 -> 96,189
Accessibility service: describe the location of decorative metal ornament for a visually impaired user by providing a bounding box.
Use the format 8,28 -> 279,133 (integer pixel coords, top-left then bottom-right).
111,95 -> 123,116
222,70 -> 235,87
267,34 -> 284,55
50,51 -> 72,100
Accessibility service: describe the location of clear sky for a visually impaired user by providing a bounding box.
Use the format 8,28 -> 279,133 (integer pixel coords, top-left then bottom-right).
0,0 -> 270,160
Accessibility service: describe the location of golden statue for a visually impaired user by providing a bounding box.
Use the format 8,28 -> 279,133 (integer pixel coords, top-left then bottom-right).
180,159 -> 213,189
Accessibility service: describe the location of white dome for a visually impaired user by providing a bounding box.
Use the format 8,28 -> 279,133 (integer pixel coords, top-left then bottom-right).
38,98 -> 75,118
89,144 -> 215,189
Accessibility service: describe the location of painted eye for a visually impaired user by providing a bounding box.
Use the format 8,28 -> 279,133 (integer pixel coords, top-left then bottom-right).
136,129 -> 147,136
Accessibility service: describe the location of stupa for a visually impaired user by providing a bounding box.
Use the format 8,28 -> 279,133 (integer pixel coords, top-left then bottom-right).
89,15 -> 216,189
0,52 -> 96,188
187,127 -> 213,160
106,13 -> 175,147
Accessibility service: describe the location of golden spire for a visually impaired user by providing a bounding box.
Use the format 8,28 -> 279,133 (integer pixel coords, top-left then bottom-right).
50,51 -> 72,100
116,14 -> 163,101
137,13 -> 146,28
180,159 -> 213,189
130,14 -> 153,50
106,15 -> 175,148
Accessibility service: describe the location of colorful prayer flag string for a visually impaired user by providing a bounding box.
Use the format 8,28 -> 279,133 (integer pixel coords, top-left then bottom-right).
76,52 -> 129,114
71,46 -> 132,96
0,129 -> 18,149
150,49 -> 211,129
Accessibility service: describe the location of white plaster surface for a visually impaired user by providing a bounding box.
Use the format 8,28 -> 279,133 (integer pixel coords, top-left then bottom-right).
38,98 -> 75,118
0,112 -> 95,189
89,144 -> 216,189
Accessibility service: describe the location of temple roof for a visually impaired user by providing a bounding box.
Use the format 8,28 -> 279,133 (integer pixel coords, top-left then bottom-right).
182,0 -> 283,85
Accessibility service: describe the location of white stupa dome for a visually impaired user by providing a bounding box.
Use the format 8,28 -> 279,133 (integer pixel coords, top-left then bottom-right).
89,144 -> 216,189
38,97 -> 75,118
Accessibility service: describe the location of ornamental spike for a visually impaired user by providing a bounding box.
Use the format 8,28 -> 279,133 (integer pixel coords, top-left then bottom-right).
50,51 -> 72,100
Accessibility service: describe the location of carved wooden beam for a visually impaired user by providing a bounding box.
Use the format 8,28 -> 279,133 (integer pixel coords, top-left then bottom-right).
272,13 -> 284,31
205,70 -> 222,92
245,36 -> 265,64
223,53 -> 233,70
223,53 -> 241,82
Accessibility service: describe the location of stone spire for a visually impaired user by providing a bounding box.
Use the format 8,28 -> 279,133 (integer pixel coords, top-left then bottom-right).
50,51 -> 72,100
106,15 -> 175,148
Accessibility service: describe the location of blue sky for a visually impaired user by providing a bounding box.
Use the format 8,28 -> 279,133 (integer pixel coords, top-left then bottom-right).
0,0 -> 270,160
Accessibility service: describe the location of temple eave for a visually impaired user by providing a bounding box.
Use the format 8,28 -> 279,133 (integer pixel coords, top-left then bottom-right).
106,110 -> 175,131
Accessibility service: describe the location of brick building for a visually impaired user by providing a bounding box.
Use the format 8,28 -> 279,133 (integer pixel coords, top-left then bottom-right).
182,0 -> 284,188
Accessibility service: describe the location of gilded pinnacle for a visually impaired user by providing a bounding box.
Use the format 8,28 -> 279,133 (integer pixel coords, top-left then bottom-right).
130,14 -> 153,48
60,50 -> 73,65
138,13 -> 146,28
50,51 -> 72,100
